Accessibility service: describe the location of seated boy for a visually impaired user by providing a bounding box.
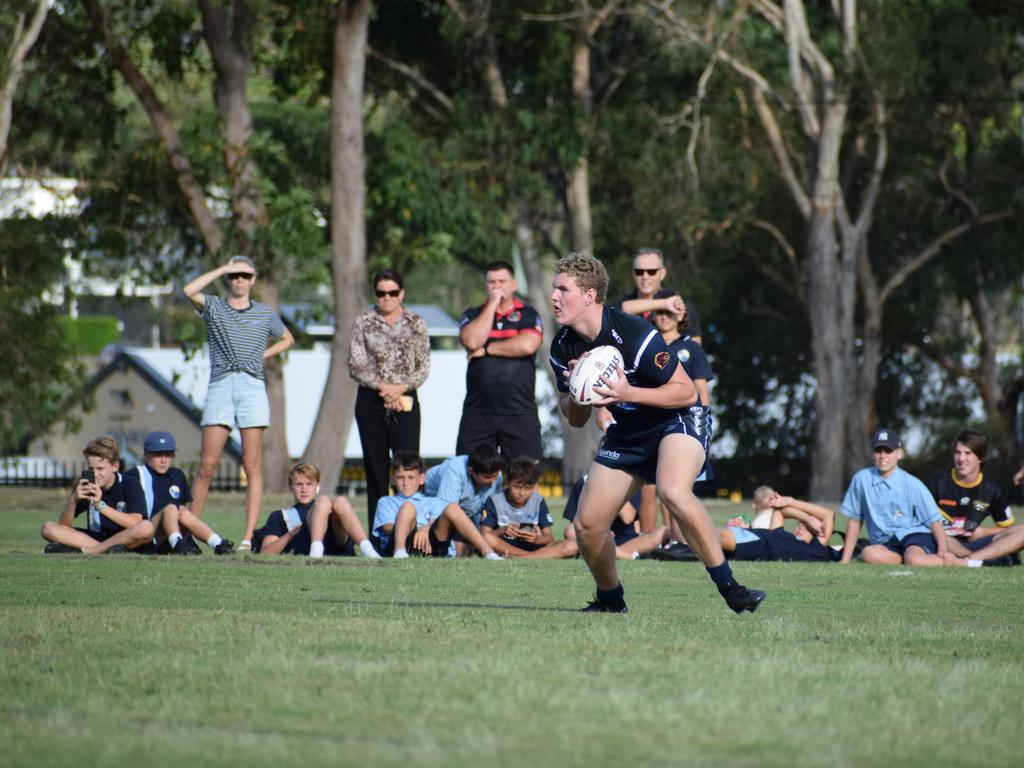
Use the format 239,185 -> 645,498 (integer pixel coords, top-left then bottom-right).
375,451 -> 503,560
719,492 -> 839,562
253,462 -> 381,558
42,435 -> 153,554
480,457 -> 572,558
562,476 -> 671,560
126,430 -> 234,555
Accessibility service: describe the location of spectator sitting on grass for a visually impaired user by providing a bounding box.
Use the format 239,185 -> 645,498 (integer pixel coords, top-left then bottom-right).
839,429 -> 950,566
125,430 -> 234,556
479,457 -> 571,558
718,492 -> 839,562
42,435 -> 153,555
926,429 -> 1024,567
376,451 -> 502,560
423,443 -> 507,556
252,462 -> 381,559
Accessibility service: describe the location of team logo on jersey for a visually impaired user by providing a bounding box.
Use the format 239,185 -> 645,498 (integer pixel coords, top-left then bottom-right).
117,502 -> 127,512
971,500 -> 990,513
611,329 -> 623,344
959,496 -> 969,505
597,448 -> 621,460
508,311 -> 521,322
170,485 -> 182,500
654,351 -> 670,369
677,349 -> 691,363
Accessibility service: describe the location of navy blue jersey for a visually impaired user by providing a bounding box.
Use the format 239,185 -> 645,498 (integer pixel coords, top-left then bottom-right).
253,500 -> 315,555
667,336 -> 713,389
74,472 -> 147,536
126,465 -> 192,519
550,306 -> 684,439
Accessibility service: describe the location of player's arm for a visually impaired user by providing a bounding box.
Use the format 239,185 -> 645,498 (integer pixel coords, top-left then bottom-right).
772,496 -> 835,541
259,527 -> 300,555
694,378 -> 711,407
59,482 -> 87,527
459,301 -> 500,351
593,363 -> 696,409
98,504 -> 144,530
839,518 -> 861,563
559,393 -> 591,428
183,262 -> 232,309
929,519 -> 948,557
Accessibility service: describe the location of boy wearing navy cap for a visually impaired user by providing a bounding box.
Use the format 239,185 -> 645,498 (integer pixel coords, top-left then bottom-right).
127,430 -> 234,555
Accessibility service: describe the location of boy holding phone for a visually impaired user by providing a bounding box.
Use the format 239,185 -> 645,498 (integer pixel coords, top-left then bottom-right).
252,462 -> 381,558
125,430 -> 234,555
479,457 -> 570,558
42,435 -> 153,554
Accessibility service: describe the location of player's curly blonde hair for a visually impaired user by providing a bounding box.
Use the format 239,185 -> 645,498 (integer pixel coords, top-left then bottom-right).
554,252 -> 609,304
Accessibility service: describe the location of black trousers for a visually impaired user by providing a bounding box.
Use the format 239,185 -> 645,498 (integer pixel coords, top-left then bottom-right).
455,409 -> 542,462
354,386 -> 421,534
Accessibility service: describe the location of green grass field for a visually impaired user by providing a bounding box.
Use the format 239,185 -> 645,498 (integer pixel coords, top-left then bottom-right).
2,487 -> 1023,767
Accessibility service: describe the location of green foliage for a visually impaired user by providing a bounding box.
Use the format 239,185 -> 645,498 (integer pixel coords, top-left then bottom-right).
56,314 -> 121,354
0,219 -> 87,452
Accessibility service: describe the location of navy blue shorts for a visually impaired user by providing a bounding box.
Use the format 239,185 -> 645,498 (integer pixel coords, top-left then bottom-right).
382,525 -> 450,558
499,534 -> 544,552
73,527 -> 114,542
613,528 -> 640,547
595,406 -> 712,484
965,535 -> 995,551
882,532 -> 938,556
732,529 -> 838,562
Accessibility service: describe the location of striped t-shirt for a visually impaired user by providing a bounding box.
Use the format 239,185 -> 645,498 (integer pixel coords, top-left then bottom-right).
200,295 -> 286,382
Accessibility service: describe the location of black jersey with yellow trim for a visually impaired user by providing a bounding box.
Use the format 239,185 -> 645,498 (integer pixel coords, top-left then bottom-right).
550,305 -> 685,437
924,469 -> 1014,538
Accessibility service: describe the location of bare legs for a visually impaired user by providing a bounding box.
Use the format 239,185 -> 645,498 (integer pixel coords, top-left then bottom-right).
190,424 -> 264,545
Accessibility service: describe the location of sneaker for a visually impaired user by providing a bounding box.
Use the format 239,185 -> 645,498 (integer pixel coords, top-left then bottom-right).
580,596 -> 629,613
982,556 -> 1014,567
719,582 -> 766,614
214,539 -> 235,556
237,540 -> 252,552
106,544 -> 128,554
44,542 -> 79,554
172,537 -> 201,555
484,551 -> 504,561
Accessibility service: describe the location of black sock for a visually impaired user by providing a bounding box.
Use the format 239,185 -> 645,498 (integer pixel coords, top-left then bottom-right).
596,582 -> 625,606
706,561 -> 736,590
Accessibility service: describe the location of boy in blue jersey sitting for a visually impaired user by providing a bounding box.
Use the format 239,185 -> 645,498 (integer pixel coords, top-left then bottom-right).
253,462 -> 381,558
480,457 -> 572,558
126,431 -> 234,555
375,451 -> 502,559
423,442 -> 506,556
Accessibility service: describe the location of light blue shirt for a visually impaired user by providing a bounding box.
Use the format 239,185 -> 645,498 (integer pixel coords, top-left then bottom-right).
840,466 -> 941,543
373,492 -> 449,541
423,456 -> 502,520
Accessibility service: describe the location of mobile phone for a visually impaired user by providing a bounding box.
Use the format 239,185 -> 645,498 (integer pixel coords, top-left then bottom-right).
81,468 -> 96,484
518,523 -> 535,532
282,506 -> 302,531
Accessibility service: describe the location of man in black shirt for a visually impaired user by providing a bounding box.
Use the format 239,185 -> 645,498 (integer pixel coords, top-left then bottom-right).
925,429 -> 1024,566
609,247 -> 702,345
457,260 -> 544,460
550,252 -> 764,614
42,435 -> 152,554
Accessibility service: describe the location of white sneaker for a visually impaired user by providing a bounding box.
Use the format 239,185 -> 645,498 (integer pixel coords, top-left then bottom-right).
393,548 -> 409,559
484,551 -> 503,561
359,540 -> 382,559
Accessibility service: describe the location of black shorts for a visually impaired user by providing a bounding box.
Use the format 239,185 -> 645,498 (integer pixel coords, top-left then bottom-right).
498,533 -> 545,552
881,532 -> 937,556
73,527 -> 115,542
382,525 -> 450,558
732,530 -> 837,562
595,406 -> 713,484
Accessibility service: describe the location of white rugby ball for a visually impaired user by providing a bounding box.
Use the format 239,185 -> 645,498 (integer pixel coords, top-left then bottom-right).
569,345 -> 623,405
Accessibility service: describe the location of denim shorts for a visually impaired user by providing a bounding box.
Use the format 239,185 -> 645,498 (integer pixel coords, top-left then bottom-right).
201,372 -> 270,429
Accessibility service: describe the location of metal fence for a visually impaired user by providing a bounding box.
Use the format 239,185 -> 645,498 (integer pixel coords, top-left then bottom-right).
0,459 -> 246,492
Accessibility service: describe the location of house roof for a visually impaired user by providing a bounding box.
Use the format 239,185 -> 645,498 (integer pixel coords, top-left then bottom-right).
279,303 -> 460,337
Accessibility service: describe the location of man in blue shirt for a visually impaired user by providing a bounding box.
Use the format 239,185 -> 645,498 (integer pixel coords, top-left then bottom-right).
839,428 -> 949,566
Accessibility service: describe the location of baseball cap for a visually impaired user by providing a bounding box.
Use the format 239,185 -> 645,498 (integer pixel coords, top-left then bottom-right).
143,431 -> 177,453
871,429 -> 902,450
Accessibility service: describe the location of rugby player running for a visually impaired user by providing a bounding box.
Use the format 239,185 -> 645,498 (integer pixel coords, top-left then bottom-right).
549,253 -> 765,614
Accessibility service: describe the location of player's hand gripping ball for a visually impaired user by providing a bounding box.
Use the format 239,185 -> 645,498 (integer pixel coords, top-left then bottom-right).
568,345 -> 623,405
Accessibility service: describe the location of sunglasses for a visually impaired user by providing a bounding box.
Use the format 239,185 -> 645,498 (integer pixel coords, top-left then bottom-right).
227,272 -> 253,281
634,268 -> 661,276
375,289 -> 401,298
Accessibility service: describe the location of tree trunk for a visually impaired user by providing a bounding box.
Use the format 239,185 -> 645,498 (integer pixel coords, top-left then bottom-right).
301,0 -> 370,490
0,0 -> 48,174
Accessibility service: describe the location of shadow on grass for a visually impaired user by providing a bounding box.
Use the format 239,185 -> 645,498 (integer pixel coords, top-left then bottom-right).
315,597 -> 582,614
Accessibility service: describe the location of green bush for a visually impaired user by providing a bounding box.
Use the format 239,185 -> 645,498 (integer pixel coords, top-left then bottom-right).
56,314 -> 121,354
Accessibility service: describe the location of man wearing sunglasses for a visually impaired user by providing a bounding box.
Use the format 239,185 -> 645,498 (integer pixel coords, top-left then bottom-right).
611,248 -> 702,346
457,259 -> 544,461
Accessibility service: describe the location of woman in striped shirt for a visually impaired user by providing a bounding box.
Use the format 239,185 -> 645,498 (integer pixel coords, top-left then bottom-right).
184,255 -> 294,550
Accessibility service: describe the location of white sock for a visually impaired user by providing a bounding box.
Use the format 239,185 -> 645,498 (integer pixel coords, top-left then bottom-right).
168,532 -> 183,549
631,551 -> 639,560
309,541 -> 325,558
484,551 -> 503,561
359,539 -> 382,559
967,559 -> 983,568
207,534 -> 222,549
393,548 -> 409,559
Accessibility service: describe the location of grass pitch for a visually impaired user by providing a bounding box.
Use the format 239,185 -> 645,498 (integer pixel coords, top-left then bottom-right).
1,487 -> 1022,767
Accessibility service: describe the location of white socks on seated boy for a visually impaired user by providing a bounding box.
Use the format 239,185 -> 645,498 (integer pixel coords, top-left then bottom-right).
359,539 -> 382,559
309,541 -> 325,558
